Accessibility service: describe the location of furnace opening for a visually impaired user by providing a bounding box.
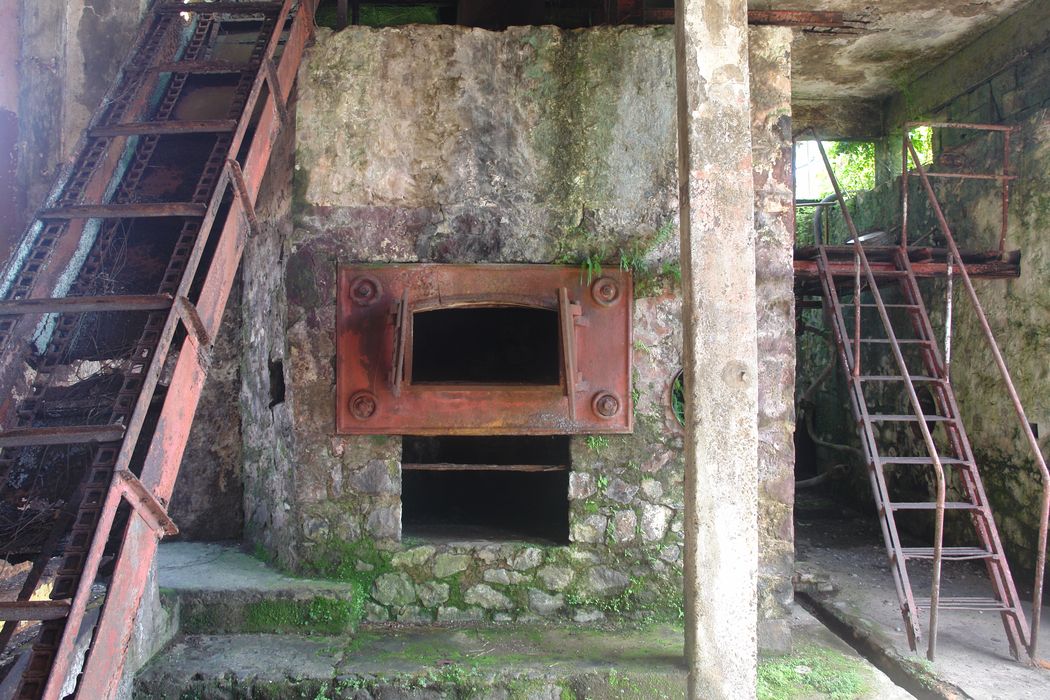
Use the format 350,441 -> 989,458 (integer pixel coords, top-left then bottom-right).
401,436 -> 570,544
410,306 -> 560,384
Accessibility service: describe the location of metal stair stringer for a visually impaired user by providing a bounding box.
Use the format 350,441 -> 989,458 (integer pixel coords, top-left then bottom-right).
0,2 -> 320,698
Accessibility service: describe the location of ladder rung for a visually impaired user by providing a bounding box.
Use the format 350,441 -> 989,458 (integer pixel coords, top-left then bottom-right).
157,2 -> 283,14
0,600 -> 71,622
91,119 -> 238,137
828,269 -> 910,279
858,338 -> 933,345
900,546 -> 997,561
866,414 -> 953,423
858,375 -> 944,383
919,597 -> 1013,612
41,203 -> 207,219
890,501 -> 980,511
855,303 -> 920,309
149,60 -> 249,75
0,424 -> 126,448
879,457 -> 971,466
0,294 -> 174,316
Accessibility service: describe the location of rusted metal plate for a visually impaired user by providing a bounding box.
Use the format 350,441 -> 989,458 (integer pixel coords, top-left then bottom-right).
337,265 -> 633,435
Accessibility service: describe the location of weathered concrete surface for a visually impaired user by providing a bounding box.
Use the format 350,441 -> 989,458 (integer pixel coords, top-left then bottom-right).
797,501 -> 1049,700
16,0 -> 145,227
752,0 -> 1034,102
157,542 -> 357,596
133,608 -> 911,700
676,1 -> 758,697
750,25 -> 796,656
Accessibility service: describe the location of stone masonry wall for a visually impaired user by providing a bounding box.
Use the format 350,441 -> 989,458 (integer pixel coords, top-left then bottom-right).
242,25 -> 794,641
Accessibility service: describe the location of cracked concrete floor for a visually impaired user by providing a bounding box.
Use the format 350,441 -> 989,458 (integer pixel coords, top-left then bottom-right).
796,493 -> 1050,700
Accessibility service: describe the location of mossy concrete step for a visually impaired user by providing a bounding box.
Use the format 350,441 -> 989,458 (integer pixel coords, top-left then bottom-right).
133,614 -> 914,700
158,542 -> 360,635
133,624 -> 688,699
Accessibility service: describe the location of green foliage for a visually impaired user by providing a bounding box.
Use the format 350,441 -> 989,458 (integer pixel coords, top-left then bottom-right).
907,125 -> 934,166
580,254 -> 603,284
757,646 -> 871,700
585,435 -> 609,454
671,372 -> 685,427
620,220 -> 679,298
827,141 -> 876,193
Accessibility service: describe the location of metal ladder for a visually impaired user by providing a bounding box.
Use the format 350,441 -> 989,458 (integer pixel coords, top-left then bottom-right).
809,130 -> 1050,663
0,2 -> 317,698
816,242 -> 1029,660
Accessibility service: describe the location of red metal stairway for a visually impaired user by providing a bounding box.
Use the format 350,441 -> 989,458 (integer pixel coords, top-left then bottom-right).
810,132 -> 1049,663
0,2 -> 317,697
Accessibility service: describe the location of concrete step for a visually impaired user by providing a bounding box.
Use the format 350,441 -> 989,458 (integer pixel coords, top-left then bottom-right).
158,541 -> 359,635
133,625 -> 688,699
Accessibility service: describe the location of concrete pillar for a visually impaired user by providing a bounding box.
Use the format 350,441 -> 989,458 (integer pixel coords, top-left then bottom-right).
674,1 -> 758,698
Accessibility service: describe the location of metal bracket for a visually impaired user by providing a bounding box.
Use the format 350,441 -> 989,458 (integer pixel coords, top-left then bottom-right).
559,288 -> 578,420
263,58 -> 289,128
115,470 -> 179,537
175,296 -> 212,349
226,158 -> 259,238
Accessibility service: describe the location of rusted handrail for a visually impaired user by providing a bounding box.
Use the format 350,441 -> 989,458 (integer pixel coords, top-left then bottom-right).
814,139 -> 949,660
905,136 -> 1050,662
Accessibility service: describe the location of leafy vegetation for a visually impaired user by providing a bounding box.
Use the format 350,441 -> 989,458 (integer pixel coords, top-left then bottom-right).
757,646 -> 871,700
585,435 -> 609,454
671,372 -> 685,426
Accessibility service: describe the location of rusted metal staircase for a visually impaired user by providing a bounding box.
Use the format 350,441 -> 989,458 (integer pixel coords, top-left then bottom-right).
811,132 -> 1049,663
0,1 -> 317,697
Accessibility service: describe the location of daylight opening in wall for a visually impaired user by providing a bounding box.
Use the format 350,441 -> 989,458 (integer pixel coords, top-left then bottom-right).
411,307 -> 561,385
401,436 -> 571,544
794,140 -> 876,246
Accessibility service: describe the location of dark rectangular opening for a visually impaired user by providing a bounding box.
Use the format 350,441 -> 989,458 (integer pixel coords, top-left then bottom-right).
401,435 -> 570,544
410,306 -> 560,384
402,435 -> 570,466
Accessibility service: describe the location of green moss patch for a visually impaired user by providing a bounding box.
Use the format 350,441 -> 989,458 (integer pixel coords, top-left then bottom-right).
758,646 -> 872,700
180,596 -> 358,635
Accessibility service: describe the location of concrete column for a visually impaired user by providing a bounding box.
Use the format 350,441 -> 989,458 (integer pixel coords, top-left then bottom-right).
674,1 -> 758,698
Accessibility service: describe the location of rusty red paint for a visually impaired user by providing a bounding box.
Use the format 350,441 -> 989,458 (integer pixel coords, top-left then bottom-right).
337,265 -> 633,435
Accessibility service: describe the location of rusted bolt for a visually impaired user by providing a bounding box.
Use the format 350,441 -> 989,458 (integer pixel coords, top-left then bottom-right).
592,392 -> 621,419
349,391 -> 378,420
591,277 -> 621,306
349,275 -> 382,306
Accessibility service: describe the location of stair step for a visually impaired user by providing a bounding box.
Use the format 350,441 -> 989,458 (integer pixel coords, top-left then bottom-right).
900,546 -> 997,561
879,456 -> 971,466
890,501 -> 981,511
867,414 -> 953,423
858,375 -> 945,383
0,600 -> 71,622
150,60 -> 249,75
91,119 -> 238,137
0,294 -> 174,316
41,203 -> 207,219
856,303 -> 921,309
829,269 -> 910,279
918,597 -> 1013,612
0,424 -> 126,448
157,2 -> 284,14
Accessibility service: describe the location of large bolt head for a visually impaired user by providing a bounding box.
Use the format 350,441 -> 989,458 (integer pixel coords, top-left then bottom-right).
349,391 -> 378,420
349,275 -> 382,306
592,391 -> 621,419
591,277 -> 621,306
